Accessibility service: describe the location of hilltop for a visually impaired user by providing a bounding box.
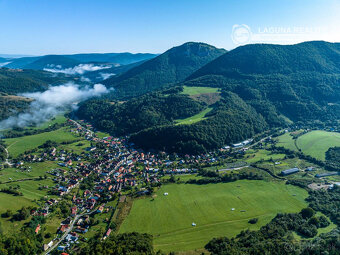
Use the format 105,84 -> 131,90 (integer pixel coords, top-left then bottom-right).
102,42 -> 226,98
185,41 -> 340,123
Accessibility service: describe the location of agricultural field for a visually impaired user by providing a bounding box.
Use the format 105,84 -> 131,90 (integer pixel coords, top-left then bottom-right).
276,130 -> 340,160
175,107 -> 212,125
0,161 -> 59,182
35,115 -> 67,129
181,86 -> 219,95
276,132 -> 298,151
119,180 -> 308,252
296,131 -> 340,160
243,149 -> 286,164
4,127 -> 79,157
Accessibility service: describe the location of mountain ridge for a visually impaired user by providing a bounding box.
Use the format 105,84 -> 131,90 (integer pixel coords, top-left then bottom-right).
102,42 -> 227,98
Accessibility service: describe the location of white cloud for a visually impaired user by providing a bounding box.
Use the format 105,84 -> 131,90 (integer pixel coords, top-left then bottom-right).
99,72 -> 115,80
0,62 -> 11,67
44,63 -> 112,75
0,83 -> 111,129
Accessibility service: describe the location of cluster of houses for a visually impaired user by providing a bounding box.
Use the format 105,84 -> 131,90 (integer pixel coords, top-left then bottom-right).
12,119 -> 258,253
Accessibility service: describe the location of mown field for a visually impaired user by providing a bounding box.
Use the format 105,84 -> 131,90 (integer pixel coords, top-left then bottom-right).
175,107 -> 212,125
181,86 -> 219,95
276,130 -> 340,160
276,132 -> 298,151
296,131 -> 340,160
119,180 -> 308,252
4,127 -> 79,157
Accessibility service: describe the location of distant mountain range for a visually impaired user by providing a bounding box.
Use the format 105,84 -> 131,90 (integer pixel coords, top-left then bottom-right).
0,52 -> 157,70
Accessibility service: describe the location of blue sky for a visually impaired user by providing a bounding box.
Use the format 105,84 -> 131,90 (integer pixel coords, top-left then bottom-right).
0,0 -> 339,55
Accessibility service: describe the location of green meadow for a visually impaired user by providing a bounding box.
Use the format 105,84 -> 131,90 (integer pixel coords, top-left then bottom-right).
296,131 -> 340,160
276,132 -> 298,151
244,149 -> 286,164
181,86 -> 219,95
34,115 -> 67,129
119,180 -> 308,252
0,161 -> 59,182
276,130 -> 340,160
4,127 -> 79,157
175,107 -> 212,125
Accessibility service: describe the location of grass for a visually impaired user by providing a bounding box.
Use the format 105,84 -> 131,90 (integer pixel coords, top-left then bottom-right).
0,178 -> 55,200
59,140 -> 91,154
0,161 -> 60,182
119,180 -> 308,252
175,108 -> 212,125
244,149 -> 286,164
4,127 -> 79,157
181,86 -> 219,96
96,131 -> 110,139
296,131 -> 340,160
34,115 -> 67,129
276,132 -> 298,151
0,193 -> 32,234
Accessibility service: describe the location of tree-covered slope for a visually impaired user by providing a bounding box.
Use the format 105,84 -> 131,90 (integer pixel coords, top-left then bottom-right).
189,41 -> 340,77
0,93 -> 32,121
23,55 -> 81,70
77,41 -> 340,154
185,41 -> 340,123
4,56 -> 40,69
102,42 -> 226,98
77,88 -> 268,154
129,91 -> 267,153
77,90 -> 206,136
0,68 -> 74,94
80,59 -> 149,83
68,52 -> 157,65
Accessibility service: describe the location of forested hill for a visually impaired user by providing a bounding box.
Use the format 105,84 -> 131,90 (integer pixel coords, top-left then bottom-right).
189,41 -> 340,77
22,55 -> 81,70
102,42 -> 226,98
77,87 -> 268,154
77,90 -> 206,136
185,41 -> 340,123
77,41 -> 340,154
0,68 -> 74,94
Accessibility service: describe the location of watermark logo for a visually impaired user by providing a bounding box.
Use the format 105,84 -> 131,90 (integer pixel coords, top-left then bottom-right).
231,24 -> 252,45
231,24 -> 331,46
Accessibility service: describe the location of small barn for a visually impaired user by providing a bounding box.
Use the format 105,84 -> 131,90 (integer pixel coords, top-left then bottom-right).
281,168 -> 299,176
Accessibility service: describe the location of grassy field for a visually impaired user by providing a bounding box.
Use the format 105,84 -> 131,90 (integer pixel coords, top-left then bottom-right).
4,127 -> 79,157
119,180 -> 308,252
296,131 -> 340,160
59,139 -> 91,154
276,132 -> 298,151
181,86 -> 219,95
244,149 -> 286,164
175,108 -> 212,125
35,115 -> 67,129
0,161 -> 60,182
276,130 -> 340,160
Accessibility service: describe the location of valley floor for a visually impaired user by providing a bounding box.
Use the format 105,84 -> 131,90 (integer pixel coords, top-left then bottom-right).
119,180 -> 308,252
